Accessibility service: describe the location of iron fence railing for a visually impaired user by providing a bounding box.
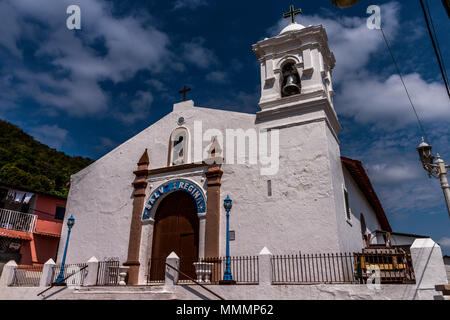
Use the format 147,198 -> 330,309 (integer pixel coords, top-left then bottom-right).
0,208 -> 37,233
201,256 -> 259,284
271,251 -> 416,285
354,251 -> 416,284
147,256 -> 259,285
11,265 -> 43,287
145,251 -> 415,286
96,258 -> 120,286
52,263 -> 88,286
271,253 -> 355,284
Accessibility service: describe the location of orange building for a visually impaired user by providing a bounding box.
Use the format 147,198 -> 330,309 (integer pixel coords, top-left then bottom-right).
0,184 -> 66,271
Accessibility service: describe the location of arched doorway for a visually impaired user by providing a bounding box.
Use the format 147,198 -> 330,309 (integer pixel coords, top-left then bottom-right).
149,191 -> 199,281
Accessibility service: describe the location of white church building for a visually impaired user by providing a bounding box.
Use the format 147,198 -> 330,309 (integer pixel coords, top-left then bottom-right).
57,16 -> 429,287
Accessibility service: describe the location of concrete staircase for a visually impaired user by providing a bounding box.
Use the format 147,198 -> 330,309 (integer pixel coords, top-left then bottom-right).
41,285 -> 177,300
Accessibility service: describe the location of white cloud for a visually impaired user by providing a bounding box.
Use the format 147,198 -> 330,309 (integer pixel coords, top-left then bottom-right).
182,38 -> 218,69
113,91 -> 154,124
267,2 -> 399,83
438,237 -> 450,248
0,0 -> 173,121
206,71 -> 228,84
29,124 -> 68,149
335,73 -> 450,128
267,2 -> 449,130
368,162 -> 422,185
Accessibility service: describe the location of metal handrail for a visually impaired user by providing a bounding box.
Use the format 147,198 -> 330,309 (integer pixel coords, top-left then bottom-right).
36,265 -> 88,297
0,208 -> 37,233
165,263 -> 225,300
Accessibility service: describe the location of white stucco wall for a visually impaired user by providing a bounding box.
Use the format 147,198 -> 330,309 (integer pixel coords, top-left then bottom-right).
0,283 -> 443,300
339,166 -> 383,251
444,257 -> 450,282
58,102 -> 256,265
222,118 -> 342,256
59,99 -> 389,276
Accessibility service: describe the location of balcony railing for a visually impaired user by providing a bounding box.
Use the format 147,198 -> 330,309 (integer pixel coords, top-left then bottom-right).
0,208 -> 37,233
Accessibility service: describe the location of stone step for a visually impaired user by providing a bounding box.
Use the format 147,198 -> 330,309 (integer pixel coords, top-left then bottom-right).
48,285 -> 177,300
76,285 -> 167,292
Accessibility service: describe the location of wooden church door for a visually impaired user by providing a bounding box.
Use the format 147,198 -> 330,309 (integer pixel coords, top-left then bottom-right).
149,191 -> 199,281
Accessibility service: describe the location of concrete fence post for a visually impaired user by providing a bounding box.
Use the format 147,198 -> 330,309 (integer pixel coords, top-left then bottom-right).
0,260 -> 18,287
39,259 -> 56,287
259,247 -> 272,286
85,256 -> 99,286
410,238 -> 448,300
164,252 -> 179,289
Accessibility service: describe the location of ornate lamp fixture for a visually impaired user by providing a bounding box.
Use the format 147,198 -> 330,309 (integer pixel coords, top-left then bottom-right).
417,138 -> 450,217
331,0 -> 361,8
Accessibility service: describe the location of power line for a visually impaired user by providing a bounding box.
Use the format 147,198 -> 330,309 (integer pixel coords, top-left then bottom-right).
379,26 -> 429,141
420,0 -> 450,99
424,0 -> 449,92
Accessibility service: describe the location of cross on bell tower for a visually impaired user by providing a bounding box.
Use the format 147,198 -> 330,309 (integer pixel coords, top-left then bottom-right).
283,4 -> 302,24
252,4 -> 339,136
178,85 -> 191,101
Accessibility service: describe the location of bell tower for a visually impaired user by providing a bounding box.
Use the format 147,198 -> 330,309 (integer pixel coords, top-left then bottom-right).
250,7 -> 351,254
252,5 -> 341,136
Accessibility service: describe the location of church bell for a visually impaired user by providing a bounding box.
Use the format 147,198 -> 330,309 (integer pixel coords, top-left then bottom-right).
282,74 -> 301,96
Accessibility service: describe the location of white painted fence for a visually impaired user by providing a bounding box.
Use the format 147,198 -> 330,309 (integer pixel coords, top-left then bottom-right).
0,208 -> 37,233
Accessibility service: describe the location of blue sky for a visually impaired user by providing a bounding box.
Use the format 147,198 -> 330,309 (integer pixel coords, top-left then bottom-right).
0,0 -> 449,253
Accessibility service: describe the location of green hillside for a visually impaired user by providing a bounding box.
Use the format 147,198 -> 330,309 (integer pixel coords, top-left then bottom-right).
0,119 -> 93,198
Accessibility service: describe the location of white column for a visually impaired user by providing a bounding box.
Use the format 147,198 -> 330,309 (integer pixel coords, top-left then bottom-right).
199,214 -> 207,259
164,252 -> 179,290
0,260 -> 18,287
138,220 -> 153,285
259,247 -> 272,286
85,256 -> 99,286
39,258 -> 56,287
410,238 -> 448,300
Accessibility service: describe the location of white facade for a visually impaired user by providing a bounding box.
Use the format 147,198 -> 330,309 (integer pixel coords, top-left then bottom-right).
58,22 -> 393,283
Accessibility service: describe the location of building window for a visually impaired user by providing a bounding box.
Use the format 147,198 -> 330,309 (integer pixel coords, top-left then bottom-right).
343,186 -> 351,221
169,128 -> 188,166
55,206 -> 66,220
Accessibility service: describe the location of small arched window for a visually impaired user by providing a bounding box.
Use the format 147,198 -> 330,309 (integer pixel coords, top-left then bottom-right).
169,128 -> 188,166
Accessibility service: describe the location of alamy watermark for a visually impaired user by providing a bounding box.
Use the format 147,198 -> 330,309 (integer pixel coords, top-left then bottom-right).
66,5 -> 81,30
367,5 -> 381,30
366,265 -> 381,290
192,121 -> 280,176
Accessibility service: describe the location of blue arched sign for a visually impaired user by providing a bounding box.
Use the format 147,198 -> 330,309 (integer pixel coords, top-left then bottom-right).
142,180 -> 206,220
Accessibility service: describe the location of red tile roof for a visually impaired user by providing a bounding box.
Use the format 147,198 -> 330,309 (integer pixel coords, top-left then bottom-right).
341,156 -> 392,232
0,228 -> 33,241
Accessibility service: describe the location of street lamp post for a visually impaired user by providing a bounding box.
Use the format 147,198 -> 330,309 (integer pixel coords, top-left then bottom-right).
417,138 -> 450,218
220,195 -> 236,285
54,215 -> 75,285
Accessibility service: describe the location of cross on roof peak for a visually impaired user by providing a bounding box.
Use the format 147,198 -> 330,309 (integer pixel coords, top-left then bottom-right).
178,85 -> 191,101
283,4 -> 302,24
